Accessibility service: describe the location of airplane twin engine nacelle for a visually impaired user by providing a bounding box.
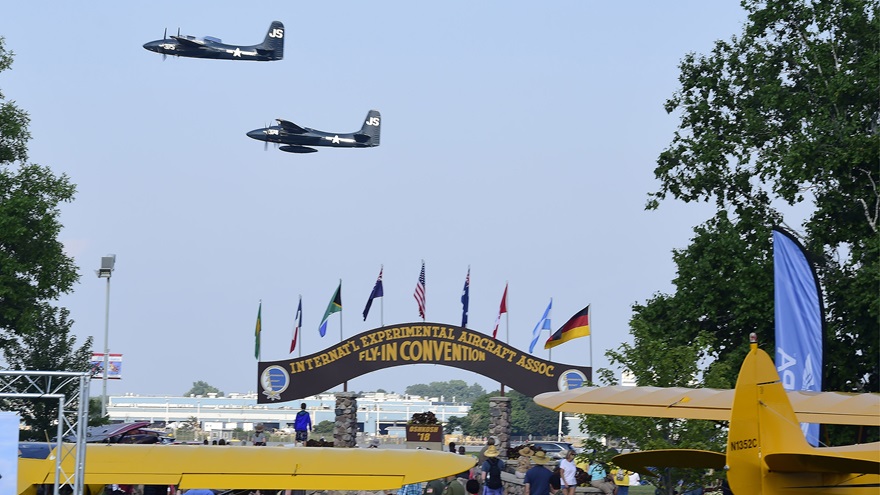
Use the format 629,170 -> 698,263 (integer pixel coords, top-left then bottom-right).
280,145 -> 318,154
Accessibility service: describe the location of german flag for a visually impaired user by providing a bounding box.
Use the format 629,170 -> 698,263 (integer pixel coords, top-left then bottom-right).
545,305 -> 590,349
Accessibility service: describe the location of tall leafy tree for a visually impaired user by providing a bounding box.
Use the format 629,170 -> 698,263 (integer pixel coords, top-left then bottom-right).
1,304 -> 93,440
642,0 -> 878,400
0,37 -> 90,436
0,37 -> 79,338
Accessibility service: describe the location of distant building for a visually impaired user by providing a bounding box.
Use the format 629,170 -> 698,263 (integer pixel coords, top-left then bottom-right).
108,391 -> 471,436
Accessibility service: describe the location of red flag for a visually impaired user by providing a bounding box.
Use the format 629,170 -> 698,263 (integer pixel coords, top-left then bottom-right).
492,283 -> 508,339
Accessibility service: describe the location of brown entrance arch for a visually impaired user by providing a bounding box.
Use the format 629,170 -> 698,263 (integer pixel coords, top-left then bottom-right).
257,323 -> 591,403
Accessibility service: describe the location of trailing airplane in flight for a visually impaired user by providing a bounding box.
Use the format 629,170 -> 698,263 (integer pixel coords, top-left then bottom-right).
247,110 -> 381,153
143,21 -> 284,61
535,334 -> 880,495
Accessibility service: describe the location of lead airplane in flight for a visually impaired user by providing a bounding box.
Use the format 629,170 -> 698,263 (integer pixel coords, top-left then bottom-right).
535,334 -> 880,495
143,21 -> 284,61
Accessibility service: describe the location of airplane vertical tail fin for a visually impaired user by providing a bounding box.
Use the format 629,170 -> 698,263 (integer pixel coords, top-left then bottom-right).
728,335 -> 814,495
260,21 -> 284,60
358,110 -> 381,147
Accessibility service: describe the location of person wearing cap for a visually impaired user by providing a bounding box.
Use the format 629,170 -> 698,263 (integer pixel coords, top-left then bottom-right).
523,451 -> 554,495
368,438 -> 381,448
480,445 -> 506,495
252,424 -> 266,446
515,446 -> 533,479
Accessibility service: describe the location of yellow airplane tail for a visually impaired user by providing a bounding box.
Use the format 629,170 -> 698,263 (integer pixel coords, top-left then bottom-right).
728,335 -> 880,494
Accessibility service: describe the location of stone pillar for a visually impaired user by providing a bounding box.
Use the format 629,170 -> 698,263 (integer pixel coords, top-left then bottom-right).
333,392 -> 358,448
488,396 -> 511,458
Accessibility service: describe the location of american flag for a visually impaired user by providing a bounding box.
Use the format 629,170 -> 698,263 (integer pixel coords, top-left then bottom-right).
414,260 -> 426,320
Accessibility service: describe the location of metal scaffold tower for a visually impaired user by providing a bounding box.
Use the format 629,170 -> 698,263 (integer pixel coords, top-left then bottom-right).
0,370 -> 90,495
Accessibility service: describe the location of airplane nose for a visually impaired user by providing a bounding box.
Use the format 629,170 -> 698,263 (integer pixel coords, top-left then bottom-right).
143,41 -> 159,52
247,129 -> 266,140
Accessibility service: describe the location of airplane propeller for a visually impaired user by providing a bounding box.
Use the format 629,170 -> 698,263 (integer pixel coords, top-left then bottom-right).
264,122 -> 269,151
163,28 -> 167,39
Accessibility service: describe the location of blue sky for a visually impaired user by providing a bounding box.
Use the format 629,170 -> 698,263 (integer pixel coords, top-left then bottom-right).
1,2 -> 747,397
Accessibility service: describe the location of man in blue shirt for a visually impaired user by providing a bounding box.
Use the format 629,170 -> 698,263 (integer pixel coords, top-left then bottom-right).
294,402 -> 312,444
523,451 -> 554,495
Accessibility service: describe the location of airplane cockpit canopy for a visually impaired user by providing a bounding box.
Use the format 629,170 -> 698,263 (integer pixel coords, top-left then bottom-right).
204,36 -> 222,43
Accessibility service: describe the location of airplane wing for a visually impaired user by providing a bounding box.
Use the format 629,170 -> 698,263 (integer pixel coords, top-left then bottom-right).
612,449 -> 727,475
170,36 -> 206,47
534,386 -> 880,426
276,119 -> 308,134
20,444 -> 476,493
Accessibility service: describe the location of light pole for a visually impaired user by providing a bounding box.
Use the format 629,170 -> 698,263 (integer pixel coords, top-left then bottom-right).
96,254 -> 116,418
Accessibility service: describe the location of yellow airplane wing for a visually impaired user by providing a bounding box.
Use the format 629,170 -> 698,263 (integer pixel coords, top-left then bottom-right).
19,444 -> 476,494
534,385 -> 880,426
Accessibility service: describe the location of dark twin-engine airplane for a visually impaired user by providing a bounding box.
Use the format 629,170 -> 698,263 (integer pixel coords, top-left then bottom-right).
247,110 -> 381,153
143,21 -> 284,61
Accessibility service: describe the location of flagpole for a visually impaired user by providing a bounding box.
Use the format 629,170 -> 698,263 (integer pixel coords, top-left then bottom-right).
339,278 -> 343,342
589,306 -> 593,372
298,294 -> 303,359
380,264 -> 384,327
340,278 -> 347,392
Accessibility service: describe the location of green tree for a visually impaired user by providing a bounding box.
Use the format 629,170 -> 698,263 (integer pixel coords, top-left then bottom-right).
639,0 -> 877,444
405,380 -> 486,403
313,420 -> 334,435
184,380 -> 224,397
0,37 -> 78,340
1,304 -> 94,440
451,391 -> 565,437
581,320 -> 728,494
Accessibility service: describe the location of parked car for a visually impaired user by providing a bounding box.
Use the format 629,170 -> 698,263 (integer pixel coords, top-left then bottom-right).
514,441 -> 578,459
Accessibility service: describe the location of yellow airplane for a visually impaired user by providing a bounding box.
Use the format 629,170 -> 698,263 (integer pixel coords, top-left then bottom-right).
18,444 -> 476,495
534,334 -> 880,495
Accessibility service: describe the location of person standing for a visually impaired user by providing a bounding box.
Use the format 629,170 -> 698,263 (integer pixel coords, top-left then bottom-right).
558,450 -> 577,495
480,445 -> 505,495
610,466 -> 631,495
523,451 -> 554,495
294,402 -> 312,445
442,475 -> 464,495
423,476 -> 447,495
252,424 -> 266,446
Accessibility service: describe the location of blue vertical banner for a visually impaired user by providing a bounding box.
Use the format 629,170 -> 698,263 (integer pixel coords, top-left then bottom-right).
773,227 -> 824,446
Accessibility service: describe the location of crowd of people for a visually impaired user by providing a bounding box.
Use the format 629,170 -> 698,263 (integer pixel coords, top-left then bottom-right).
395,438 -> 640,495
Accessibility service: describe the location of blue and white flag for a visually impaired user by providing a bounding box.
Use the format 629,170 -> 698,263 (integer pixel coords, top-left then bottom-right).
773,227 -> 824,446
529,298 -> 552,353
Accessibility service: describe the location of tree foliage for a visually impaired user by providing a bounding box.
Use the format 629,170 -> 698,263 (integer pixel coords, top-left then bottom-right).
0,37 -> 78,339
405,379 -> 486,403
448,390 -> 567,437
1,304 -> 94,440
184,380 -> 224,397
313,420 -> 334,435
637,0 -> 877,440
0,37 -> 89,438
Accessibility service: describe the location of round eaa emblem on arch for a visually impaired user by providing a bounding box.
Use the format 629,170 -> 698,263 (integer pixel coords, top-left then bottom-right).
261,365 -> 289,401
558,369 -> 587,391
